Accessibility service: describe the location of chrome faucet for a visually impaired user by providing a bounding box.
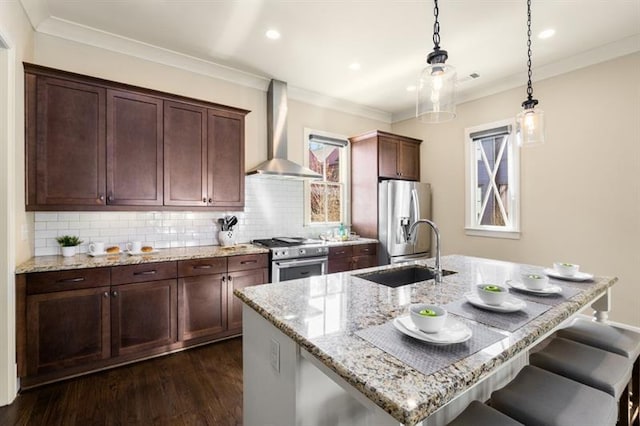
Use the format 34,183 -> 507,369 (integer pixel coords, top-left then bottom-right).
408,219 -> 442,283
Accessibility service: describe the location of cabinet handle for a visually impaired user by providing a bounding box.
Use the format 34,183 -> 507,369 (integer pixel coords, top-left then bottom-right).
240,260 -> 257,264
361,248 -> 370,253
202,197 -> 207,203
300,271 -> 310,276
103,291 -> 109,298
56,277 -> 85,283
107,194 -> 114,203
222,276 -> 226,282
133,270 -> 157,276
193,265 -> 213,269
112,291 -> 119,297
99,195 -> 105,201
227,275 -> 232,282
208,198 -> 212,204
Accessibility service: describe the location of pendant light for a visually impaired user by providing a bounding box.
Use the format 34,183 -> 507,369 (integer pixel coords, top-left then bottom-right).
417,0 -> 457,123
516,0 -> 545,146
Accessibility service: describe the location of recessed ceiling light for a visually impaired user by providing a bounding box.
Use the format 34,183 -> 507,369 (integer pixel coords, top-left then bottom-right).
348,62 -> 361,71
406,85 -> 416,92
266,29 -> 281,40
538,29 -> 555,39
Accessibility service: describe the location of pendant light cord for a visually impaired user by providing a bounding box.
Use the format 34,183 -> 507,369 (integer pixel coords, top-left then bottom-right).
433,0 -> 441,50
526,0 -> 533,101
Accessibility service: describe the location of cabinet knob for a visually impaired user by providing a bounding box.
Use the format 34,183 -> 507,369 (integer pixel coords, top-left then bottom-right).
222,276 -> 226,282
208,198 -> 212,204
202,197 -> 207,203
228,275 -> 232,282
107,194 -> 114,203
99,195 -> 105,201
112,291 -> 119,297
103,291 -> 109,298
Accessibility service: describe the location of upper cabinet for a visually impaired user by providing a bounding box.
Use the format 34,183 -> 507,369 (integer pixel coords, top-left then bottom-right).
351,130 -> 421,181
164,102 -> 245,208
24,63 -> 249,211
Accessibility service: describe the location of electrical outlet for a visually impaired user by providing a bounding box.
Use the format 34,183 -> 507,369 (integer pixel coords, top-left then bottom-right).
270,338 -> 280,373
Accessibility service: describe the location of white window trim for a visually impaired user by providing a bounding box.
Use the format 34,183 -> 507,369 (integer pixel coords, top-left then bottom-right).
464,118 -> 520,239
303,128 -> 351,227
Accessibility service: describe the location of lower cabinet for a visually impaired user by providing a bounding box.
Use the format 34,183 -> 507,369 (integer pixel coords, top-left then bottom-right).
19,253 -> 268,386
328,243 -> 378,273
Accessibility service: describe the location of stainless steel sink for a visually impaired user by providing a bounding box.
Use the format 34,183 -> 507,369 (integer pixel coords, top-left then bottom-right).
355,265 -> 456,288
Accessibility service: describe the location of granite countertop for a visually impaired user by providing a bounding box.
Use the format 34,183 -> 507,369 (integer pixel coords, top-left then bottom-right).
15,238 -> 379,274
235,254 -> 617,425
15,244 -> 269,274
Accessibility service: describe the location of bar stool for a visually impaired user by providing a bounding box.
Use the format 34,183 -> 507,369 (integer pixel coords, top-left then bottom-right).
491,365 -> 618,426
557,319 -> 640,425
446,400 -> 523,426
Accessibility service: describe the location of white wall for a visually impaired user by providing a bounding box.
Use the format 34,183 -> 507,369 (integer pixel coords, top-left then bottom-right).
0,0 -> 34,406
392,53 -> 640,327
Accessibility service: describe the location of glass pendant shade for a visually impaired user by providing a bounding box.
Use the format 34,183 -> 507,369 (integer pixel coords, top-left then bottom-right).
417,63 -> 457,123
516,107 -> 545,146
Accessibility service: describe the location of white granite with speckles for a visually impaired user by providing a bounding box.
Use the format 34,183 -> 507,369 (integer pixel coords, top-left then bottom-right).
235,255 -> 616,425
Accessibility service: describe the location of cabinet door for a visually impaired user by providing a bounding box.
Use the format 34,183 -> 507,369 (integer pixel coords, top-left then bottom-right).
398,141 -> 420,181
178,273 -> 227,342
227,268 -> 268,334
106,90 -> 163,205
327,258 -> 353,274
111,279 -> 177,358
164,101 -> 208,207
352,255 -> 377,271
26,286 -> 110,375
378,136 -> 399,179
33,76 -> 106,206
208,110 -> 245,208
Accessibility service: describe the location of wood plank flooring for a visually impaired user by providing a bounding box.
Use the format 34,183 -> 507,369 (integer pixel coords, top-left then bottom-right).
0,337 -> 243,426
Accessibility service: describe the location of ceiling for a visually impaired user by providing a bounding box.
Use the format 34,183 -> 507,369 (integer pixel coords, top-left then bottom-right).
20,0 -> 640,122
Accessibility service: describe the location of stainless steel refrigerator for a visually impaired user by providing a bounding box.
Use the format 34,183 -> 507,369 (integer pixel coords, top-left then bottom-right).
378,180 -> 432,265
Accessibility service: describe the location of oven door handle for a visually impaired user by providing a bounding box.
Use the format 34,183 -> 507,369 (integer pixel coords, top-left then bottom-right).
274,257 -> 328,268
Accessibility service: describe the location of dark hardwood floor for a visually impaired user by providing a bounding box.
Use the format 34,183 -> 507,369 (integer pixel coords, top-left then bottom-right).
0,338 -> 243,426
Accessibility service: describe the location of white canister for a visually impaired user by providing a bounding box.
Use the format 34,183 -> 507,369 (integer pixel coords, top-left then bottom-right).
61,246 -> 76,257
218,231 -> 236,247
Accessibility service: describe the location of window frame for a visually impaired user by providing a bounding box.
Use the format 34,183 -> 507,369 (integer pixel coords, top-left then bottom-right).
303,128 -> 350,227
464,119 -> 521,239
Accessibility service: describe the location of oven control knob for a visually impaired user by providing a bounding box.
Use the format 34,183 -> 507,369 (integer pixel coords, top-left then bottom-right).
299,249 -> 306,255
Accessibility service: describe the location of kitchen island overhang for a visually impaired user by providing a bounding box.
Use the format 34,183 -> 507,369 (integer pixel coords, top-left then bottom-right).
235,255 -> 616,426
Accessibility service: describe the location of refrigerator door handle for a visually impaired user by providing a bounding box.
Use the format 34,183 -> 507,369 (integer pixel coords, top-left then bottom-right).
410,188 -> 421,241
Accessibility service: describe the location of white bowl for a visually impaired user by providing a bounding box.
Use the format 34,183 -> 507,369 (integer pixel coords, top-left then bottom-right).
553,262 -> 580,276
409,304 -> 447,333
521,273 -> 549,290
476,284 -> 508,305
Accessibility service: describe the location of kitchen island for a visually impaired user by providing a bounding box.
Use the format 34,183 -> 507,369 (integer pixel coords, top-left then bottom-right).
234,255 -> 616,426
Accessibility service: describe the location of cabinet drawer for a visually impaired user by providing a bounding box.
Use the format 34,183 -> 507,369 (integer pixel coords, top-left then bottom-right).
26,268 -> 111,295
353,243 -> 377,257
111,262 -> 177,285
228,254 -> 268,272
178,257 -> 227,277
328,246 -> 353,259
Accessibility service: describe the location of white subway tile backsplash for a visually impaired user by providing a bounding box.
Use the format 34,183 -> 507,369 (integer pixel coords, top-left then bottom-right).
33,178 -> 336,256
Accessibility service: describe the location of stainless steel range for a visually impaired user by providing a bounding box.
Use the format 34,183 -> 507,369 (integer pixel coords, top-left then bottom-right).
252,237 -> 329,283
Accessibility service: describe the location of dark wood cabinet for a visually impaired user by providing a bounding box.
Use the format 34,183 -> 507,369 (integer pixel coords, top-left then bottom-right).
111,279 -> 177,357
178,258 -> 228,342
227,268 -> 268,334
350,130 -> 422,238
24,63 -> 249,211
327,244 -> 377,273
106,90 -> 163,206
163,103 -> 245,208
27,75 -> 106,208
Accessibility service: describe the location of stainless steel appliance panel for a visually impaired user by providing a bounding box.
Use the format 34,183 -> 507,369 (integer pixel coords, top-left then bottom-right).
272,257 -> 328,283
378,181 -> 431,264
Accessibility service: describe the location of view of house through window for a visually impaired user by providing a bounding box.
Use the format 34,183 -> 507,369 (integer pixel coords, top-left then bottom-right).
304,130 -> 349,225
465,120 -> 520,238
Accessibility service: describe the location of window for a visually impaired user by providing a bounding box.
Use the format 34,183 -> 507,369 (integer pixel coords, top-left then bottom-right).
465,119 -> 520,238
304,129 -> 349,225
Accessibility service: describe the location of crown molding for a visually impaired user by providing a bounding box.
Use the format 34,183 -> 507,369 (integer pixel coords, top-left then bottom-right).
31,16 -> 393,123
392,34 -> 640,123
18,0 -> 50,30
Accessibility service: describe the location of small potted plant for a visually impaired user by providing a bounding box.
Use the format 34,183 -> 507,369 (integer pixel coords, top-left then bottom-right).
56,235 -> 83,257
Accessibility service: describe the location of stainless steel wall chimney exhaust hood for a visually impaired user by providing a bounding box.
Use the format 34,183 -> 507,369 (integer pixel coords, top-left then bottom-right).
246,80 -> 322,180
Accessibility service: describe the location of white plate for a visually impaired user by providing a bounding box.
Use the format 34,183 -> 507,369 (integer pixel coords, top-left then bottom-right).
544,268 -> 594,282
465,293 -> 527,313
87,251 -> 120,257
506,280 -> 562,295
126,249 -> 159,256
393,315 -> 472,345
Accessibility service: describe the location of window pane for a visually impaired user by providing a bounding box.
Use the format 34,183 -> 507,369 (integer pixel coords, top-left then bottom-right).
325,146 -> 340,183
476,135 -> 509,226
326,184 -> 341,222
310,183 -> 326,222
308,142 -> 325,176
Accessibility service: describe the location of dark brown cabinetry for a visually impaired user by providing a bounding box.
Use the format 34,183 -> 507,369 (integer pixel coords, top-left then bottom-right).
226,254 -> 268,334
327,243 -> 377,273
164,103 -> 245,208
106,90 -> 163,206
24,63 -> 248,211
350,130 -> 422,238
